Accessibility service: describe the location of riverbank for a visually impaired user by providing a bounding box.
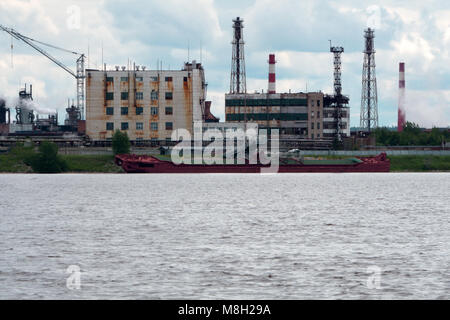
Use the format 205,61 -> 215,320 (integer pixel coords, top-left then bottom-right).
0,152 -> 449,173
0,151 -> 123,173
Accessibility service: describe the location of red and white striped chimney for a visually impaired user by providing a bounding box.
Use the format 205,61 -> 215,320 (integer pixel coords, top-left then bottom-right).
398,62 -> 406,132
268,54 -> 276,94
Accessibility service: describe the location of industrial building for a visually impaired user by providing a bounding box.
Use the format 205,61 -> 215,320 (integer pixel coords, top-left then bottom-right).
225,18 -> 350,143
86,61 -> 217,142
0,85 -> 83,140
225,91 -> 350,139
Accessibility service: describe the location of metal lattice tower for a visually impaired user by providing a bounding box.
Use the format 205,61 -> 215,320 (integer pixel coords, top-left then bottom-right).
230,17 -> 246,94
330,44 -> 344,142
76,55 -> 85,120
360,28 -> 378,132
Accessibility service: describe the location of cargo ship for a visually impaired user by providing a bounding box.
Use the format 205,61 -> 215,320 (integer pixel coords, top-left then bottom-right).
115,152 -> 390,173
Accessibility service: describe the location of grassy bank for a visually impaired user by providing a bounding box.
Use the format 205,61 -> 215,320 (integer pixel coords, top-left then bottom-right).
61,155 -> 123,173
388,155 -> 450,172
0,147 -> 123,173
1,148 -> 449,172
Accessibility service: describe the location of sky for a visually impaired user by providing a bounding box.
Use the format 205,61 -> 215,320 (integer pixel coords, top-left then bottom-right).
0,0 -> 449,128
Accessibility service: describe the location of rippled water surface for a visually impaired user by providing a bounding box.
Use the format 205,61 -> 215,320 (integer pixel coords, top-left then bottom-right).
0,173 -> 449,299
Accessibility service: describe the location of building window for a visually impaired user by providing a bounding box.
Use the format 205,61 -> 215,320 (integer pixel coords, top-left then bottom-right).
106,122 -> 114,131
150,76 -> 158,81
151,107 -> 158,115
120,77 -> 128,82
150,122 -> 158,131
106,77 -> 114,82
165,76 -> 173,82
106,92 -> 114,100
136,122 -> 143,130
106,107 -> 114,115
317,123 -> 320,130
136,107 -> 143,115
311,123 -> 314,130
317,100 -> 320,107
136,92 -> 143,100
311,100 -> 315,107
136,76 -> 143,82
121,92 -> 129,100
121,107 -> 128,115
165,122 -> 173,130
183,77 -> 188,82
121,122 -> 129,130
165,107 -> 173,115
317,111 -> 320,118
165,92 -> 173,100
311,111 -> 314,118
151,90 -> 158,100
317,133 -> 320,138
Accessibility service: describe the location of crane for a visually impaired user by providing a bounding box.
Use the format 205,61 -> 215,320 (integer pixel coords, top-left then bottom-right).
0,24 -> 85,120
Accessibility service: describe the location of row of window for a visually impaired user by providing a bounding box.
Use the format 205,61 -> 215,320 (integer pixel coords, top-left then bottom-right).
106,91 -> 171,101
106,122 -> 173,131
106,106 -> 173,116
106,76 -> 188,83
310,123 -> 321,130
226,113 -> 308,122
225,98 -> 308,107
322,112 -> 348,118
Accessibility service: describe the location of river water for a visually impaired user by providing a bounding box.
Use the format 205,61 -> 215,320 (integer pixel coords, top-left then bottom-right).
0,173 -> 449,299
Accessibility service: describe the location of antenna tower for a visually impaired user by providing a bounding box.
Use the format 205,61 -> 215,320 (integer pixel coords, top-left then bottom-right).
360,28 -> 378,132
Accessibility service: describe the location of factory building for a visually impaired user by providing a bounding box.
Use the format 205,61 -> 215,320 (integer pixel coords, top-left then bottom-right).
86,61 -> 212,142
225,91 -> 350,139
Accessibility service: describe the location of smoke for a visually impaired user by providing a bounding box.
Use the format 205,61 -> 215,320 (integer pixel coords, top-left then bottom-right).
9,97 -> 57,115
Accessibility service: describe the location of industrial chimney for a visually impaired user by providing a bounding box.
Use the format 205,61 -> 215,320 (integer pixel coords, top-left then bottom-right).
398,62 -> 406,132
268,54 -> 276,94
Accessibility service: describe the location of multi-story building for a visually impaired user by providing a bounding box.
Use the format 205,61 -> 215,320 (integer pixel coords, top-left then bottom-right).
225,91 -> 350,140
86,61 -> 211,141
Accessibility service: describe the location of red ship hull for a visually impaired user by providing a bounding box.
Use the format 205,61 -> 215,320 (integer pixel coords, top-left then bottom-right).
115,153 -> 390,173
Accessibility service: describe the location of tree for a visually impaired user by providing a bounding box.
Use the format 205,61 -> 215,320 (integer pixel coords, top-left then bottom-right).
30,141 -> 68,173
112,130 -> 130,155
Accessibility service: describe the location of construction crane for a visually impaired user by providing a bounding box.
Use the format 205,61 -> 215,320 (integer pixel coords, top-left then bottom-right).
0,24 -> 85,120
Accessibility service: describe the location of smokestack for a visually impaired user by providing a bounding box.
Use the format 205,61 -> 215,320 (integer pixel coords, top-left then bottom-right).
398,62 -> 406,132
268,54 -> 276,94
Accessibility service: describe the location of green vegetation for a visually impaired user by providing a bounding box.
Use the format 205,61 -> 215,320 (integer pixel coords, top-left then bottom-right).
375,122 -> 449,146
62,154 -> 122,173
29,142 -> 68,173
0,143 -> 35,172
0,144 -> 123,173
112,130 -> 130,155
388,155 -> 450,172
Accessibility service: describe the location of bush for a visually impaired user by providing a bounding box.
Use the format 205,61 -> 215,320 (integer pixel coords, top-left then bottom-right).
112,130 -> 130,155
375,122 -> 448,146
30,142 -> 68,173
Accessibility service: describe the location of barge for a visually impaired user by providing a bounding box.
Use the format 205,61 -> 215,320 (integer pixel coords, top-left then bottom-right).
115,153 -> 390,173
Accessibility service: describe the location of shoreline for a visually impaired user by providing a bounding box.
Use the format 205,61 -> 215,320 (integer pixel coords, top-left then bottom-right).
1,152 -> 449,173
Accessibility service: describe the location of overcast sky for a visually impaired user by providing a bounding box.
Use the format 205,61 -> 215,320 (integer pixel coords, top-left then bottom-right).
0,0 -> 449,128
